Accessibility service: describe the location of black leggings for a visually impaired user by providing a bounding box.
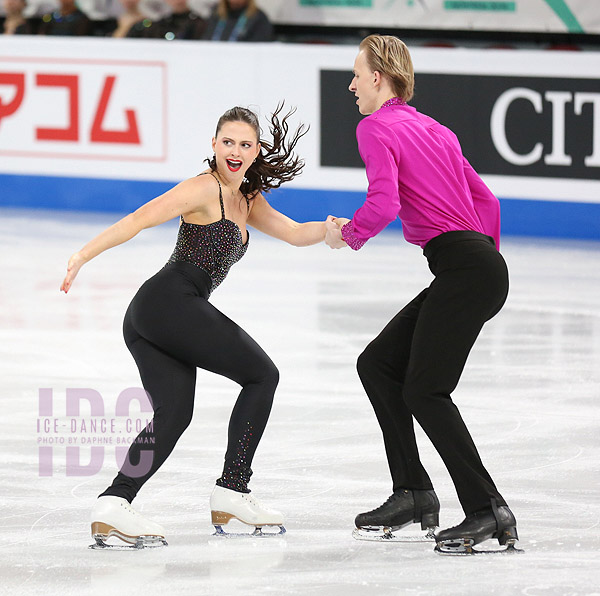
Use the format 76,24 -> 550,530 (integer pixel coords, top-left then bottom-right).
100,262 -> 279,503
356,231 -> 509,515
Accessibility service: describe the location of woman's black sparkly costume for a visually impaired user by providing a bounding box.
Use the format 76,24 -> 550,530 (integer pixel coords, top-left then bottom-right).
100,174 -> 278,501
167,173 -> 249,296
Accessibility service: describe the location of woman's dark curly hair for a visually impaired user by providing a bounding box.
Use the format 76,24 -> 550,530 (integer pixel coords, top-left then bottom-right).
206,103 -> 308,201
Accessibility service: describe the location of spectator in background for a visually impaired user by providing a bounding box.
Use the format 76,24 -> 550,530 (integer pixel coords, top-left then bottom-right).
111,0 -> 144,37
76,0 -> 120,36
202,0 -> 273,42
38,0 -> 92,35
2,0 -> 36,33
127,0 -> 204,39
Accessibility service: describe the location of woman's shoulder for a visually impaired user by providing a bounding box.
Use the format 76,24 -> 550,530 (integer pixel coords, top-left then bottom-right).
186,171 -> 220,190
249,191 -> 266,204
170,172 -> 221,218
172,172 -> 220,206
245,191 -> 267,216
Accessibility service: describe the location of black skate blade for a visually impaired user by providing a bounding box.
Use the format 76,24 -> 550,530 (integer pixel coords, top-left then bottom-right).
353,526 -> 436,543
89,534 -> 168,550
212,524 -> 286,538
435,538 -> 524,556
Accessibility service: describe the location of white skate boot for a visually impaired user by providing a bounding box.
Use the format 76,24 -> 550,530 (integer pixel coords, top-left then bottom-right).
210,485 -> 285,537
89,496 -> 168,549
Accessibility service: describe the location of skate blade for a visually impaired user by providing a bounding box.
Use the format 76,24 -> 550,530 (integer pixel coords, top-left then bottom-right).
89,533 -> 168,550
353,526 -> 436,543
435,538 -> 524,556
212,524 -> 286,538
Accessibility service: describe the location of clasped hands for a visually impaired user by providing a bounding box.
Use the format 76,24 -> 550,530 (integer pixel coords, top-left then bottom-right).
325,215 -> 350,249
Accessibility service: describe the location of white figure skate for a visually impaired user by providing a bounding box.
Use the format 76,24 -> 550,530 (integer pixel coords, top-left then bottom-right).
89,496 -> 168,549
210,485 -> 286,537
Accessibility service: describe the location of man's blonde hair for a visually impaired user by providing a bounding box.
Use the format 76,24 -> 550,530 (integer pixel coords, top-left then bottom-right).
359,34 -> 414,102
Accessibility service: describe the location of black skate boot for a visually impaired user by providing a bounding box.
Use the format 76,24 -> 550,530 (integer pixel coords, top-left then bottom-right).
435,499 -> 523,555
353,489 -> 439,542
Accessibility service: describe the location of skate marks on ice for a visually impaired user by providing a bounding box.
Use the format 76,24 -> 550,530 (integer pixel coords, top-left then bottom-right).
3,210 -> 600,595
207,534 -> 288,582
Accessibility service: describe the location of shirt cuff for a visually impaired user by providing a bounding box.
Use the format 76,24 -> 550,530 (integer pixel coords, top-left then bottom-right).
341,220 -> 367,251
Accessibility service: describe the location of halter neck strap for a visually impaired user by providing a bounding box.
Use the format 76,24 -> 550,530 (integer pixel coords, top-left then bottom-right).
209,172 -> 226,220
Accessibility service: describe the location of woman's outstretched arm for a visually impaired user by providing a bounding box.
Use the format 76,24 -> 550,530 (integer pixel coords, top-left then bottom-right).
247,193 -> 332,247
60,176 -> 210,293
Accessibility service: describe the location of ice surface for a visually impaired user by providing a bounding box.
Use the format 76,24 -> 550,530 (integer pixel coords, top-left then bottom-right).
1,208 -> 599,596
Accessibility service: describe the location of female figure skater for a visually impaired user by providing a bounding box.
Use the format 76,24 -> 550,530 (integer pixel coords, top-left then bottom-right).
325,35 -> 519,555
62,105 -> 327,548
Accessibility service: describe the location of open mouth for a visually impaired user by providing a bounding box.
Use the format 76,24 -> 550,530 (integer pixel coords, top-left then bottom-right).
226,159 -> 242,172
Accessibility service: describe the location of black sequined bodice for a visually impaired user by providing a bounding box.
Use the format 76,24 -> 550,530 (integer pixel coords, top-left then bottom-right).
167,174 -> 249,295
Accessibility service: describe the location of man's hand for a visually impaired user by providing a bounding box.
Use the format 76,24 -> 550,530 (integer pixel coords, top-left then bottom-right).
325,216 -> 351,249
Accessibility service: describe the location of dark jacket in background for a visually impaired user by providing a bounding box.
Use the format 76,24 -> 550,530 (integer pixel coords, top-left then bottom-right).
127,11 -> 205,40
38,8 -> 92,36
202,7 -> 273,42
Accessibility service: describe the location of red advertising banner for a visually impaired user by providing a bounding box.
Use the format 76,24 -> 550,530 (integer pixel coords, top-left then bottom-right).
0,57 -> 168,162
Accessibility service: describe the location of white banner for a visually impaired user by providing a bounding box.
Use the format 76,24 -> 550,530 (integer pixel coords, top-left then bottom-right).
0,57 -> 166,162
1,36 -> 599,204
261,0 -> 600,34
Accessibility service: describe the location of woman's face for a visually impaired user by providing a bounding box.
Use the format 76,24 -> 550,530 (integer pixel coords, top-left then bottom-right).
212,121 -> 260,177
349,50 -> 378,115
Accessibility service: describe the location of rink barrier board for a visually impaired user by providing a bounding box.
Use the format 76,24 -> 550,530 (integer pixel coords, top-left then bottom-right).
1,172 -> 599,241
2,40 -> 600,205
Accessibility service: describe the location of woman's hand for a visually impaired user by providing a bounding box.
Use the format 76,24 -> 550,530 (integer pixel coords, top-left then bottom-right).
60,252 -> 86,293
325,216 -> 349,249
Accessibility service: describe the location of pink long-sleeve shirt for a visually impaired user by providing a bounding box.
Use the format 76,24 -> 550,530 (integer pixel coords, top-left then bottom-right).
341,102 -> 500,250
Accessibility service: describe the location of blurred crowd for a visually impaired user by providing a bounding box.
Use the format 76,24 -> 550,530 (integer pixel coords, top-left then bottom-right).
0,0 -> 274,40
1,0 -> 590,50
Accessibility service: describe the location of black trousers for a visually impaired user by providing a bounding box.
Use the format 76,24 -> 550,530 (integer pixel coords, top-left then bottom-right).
101,262 -> 279,503
356,231 -> 509,515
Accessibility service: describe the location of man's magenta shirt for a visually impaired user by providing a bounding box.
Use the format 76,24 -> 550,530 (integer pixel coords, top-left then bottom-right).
342,103 -> 500,250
